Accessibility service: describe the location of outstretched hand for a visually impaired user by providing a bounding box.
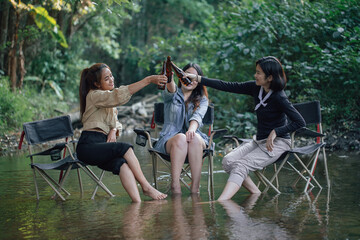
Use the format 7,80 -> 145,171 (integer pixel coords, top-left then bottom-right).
185,73 -> 200,83
147,75 -> 167,87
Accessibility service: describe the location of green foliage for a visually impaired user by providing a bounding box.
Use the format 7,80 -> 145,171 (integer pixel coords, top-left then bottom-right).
28,5 -> 68,48
2,0 -> 359,136
0,76 -> 70,134
0,77 -> 33,133
135,0 -> 359,134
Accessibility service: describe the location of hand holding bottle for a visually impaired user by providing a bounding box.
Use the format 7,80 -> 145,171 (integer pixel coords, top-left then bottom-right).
185,73 -> 201,83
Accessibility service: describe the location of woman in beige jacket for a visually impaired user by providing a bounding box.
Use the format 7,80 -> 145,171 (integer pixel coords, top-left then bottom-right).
76,63 -> 167,202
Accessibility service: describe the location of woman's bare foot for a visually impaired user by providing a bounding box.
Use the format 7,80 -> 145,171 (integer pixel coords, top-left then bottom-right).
142,185 -> 167,200
190,185 -> 200,194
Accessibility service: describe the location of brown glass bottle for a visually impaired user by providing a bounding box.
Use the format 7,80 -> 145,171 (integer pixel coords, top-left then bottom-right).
165,56 -> 172,83
158,61 -> 166,90
170,59 -> 192,86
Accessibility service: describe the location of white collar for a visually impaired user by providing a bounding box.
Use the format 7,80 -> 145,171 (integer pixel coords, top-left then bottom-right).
254,87 -> 273,110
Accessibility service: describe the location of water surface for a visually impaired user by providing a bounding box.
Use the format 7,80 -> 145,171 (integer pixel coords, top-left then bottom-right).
0,133 -> 359,239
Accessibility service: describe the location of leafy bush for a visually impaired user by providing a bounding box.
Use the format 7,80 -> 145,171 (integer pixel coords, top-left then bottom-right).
0,77 -> 34,133
0,76 -> 70,134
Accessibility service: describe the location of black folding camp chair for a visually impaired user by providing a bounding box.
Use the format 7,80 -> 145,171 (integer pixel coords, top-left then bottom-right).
134,102 -> 226,196
19,115 -> 114,201
224,100 -> 330,194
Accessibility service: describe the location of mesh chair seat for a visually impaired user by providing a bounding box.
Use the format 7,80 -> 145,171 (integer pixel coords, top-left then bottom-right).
31,155 -> 81,171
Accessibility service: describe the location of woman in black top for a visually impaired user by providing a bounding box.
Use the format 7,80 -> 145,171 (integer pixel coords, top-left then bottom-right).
187,56 -> 305,200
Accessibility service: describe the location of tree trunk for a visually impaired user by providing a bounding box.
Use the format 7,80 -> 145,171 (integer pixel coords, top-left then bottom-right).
0,1 -> 10,71
18,39 -> 26,90
8,10 -> 20,92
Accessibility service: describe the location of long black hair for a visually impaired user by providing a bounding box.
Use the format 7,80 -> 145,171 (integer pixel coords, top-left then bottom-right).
79,63 -> 109,118
178,63 -> 208,111
256,56 -> 287,91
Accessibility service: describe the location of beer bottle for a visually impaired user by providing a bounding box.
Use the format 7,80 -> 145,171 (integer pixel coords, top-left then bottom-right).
165,56 -> 172,83
158,61 -> 166,90
170,58 -> 192,86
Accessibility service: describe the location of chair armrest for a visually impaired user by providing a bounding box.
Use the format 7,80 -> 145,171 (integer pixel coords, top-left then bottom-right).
223,135 -> 251,147
294,127 -> 325,138
211,129 -> 228,140
28,142 -> 67,158
208,129 -> 227,147
133,128 -> 153,148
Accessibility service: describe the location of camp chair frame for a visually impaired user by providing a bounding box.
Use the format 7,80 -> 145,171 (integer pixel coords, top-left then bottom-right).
134,102 -> 226,195
19,115 -> 115,201
223,100 -> 330,194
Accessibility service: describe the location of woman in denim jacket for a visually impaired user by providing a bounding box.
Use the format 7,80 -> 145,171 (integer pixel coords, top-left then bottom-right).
154,63 -> 209,194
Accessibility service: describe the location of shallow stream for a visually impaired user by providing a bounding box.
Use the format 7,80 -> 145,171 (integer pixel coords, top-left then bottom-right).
0,133 -> 359,239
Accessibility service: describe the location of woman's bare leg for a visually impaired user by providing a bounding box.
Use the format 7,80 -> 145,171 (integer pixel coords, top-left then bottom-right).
123,148 -> 167,200
217,181 -> 241,201
242,175 -> 261,194
187,134 -> 205,193
119,163 -> 141,202
166,134 -> 188,194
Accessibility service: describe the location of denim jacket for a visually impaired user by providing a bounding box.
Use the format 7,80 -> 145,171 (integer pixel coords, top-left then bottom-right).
153,86 -> 209,154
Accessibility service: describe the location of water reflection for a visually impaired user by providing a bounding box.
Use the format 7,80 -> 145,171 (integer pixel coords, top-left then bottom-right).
219,195 -> 294,240
1,139 -> 360,239
121,201 -> 168,239
170,194 -> 209,240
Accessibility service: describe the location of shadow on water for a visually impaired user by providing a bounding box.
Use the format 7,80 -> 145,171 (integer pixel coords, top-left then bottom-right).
0,133 -> 359,239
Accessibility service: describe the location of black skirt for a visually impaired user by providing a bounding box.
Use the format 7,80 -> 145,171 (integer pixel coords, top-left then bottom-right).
76,131 -> 133,175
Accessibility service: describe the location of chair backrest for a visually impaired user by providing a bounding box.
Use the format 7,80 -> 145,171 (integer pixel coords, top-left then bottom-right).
23,115 -> 74,145
293,100 -> 321,126
153,102 -> 214,126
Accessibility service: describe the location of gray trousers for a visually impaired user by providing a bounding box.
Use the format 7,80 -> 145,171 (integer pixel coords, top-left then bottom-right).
223,137 -> 291,187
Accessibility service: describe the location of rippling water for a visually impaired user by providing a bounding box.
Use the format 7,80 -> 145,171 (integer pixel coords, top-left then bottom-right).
0,133 -> 359,239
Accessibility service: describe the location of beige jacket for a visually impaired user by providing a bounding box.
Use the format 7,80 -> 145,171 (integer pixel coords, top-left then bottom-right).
82,86 -> 132,135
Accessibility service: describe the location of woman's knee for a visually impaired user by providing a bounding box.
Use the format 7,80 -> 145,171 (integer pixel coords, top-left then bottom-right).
188,134 -> 205,149
169,134 -> 187,149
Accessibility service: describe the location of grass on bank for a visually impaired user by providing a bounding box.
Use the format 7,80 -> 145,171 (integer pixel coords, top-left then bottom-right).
0,77 -> 71,135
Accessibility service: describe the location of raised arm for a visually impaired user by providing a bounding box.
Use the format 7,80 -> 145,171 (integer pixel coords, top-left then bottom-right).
128,75 -> 167,95
187,74 -> 256,95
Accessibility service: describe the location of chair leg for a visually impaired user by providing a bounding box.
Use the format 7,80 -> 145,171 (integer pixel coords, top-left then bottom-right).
52,165 -> 74,200
77,163 -> 115,198
77,169 -> 83,195
152,154 -> 158,189
322,148 -> 330,188
304,149 -> 322,192
292,151 -> 316,187
91,170 -> 105,199
286,161 -> 315,189
263,155 -> 289,194
256,168 -> 266,188
32,168 -> 40,200
255,171 -> 281,194
35,168 -> 67,201
207,154 -> 214,194
274,164 -> 279,189
293,153 -> 322,190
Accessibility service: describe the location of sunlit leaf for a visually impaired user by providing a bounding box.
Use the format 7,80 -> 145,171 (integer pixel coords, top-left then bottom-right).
28,5 -> 68,48
47,80 -> 64,100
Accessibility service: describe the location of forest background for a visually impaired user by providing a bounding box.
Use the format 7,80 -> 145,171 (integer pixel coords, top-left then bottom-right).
0,0 -> 359,142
